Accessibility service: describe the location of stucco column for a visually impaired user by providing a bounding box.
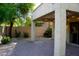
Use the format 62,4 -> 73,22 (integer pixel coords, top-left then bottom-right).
52,22 -> 54,39
54,4 -> 66,56
31,20 -> 36,41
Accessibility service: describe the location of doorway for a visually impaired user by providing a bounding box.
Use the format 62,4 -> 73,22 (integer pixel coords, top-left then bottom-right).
70,22 -> 79,45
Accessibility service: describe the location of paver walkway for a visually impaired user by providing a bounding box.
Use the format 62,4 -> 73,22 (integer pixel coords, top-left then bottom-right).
11,38 -> 54,56
0,42 -> 16,56
0,38 -> 79,56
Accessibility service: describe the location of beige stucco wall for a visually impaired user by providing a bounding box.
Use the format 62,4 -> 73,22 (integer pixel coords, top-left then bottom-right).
4,26 -> 31,37
36,22 -> 52,37
0,22 -> 70,42
0,22 -> 52,37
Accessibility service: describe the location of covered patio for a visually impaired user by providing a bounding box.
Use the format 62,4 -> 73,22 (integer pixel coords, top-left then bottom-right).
31,3 -> 79,56
6,38 -> 79,56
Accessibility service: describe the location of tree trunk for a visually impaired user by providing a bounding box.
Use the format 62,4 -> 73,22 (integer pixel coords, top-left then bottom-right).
2,26 -> 5,36
9,21 -> 13,38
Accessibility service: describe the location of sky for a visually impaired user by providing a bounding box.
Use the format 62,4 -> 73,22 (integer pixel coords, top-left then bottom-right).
34,3 -> 41,10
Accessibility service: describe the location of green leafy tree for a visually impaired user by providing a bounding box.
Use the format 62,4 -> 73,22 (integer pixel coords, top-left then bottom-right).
0,3 -> 35,38
25,17 -> 31,27
17,3 -> 35,26
0,4 -> 17,37
17,3 -> 34,16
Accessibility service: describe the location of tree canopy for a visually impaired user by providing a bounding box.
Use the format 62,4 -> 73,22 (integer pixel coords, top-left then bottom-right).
0,3 -> 35,26
0,3 -> 17,24
17,3 -> 34,15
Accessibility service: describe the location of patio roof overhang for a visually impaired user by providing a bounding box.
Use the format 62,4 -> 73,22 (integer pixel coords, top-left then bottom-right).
32,3 -> 79,21
33,10 -> 79,23
32,3 -> 55,20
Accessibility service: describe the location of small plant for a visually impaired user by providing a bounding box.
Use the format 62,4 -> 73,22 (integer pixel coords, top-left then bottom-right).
1,36 -> 11,44
35,21 -> 44,27
43,27 -> 52,38
23,32 -> 29,38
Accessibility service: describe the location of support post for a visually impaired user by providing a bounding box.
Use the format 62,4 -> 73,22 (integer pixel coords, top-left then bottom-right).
54,4 -> 66,56
52,22 -> 54,39
31,20 -> 35,41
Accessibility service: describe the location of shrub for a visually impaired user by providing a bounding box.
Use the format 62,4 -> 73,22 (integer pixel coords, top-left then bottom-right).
43,28 -> 52,38
15,30 -> 21,37
35,21 -> 44,27
15,32 -> 21,37
23,32 -> 29,38
1,36 -> 11,44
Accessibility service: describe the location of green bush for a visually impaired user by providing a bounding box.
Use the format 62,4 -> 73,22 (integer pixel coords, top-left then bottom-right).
43,28 -> 52,38
23,32 -> 29,38
35,21 -> 44,27
1,36 -> 11,44
15,32 -> 21,37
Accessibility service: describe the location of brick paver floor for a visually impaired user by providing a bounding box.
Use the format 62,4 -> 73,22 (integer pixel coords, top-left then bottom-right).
0,38 -> 79,56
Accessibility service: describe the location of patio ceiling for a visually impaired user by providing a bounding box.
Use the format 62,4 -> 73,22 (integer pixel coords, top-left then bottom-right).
34,10 -> 79,22
67,10 -> 79,22
34,11 -> 55,22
